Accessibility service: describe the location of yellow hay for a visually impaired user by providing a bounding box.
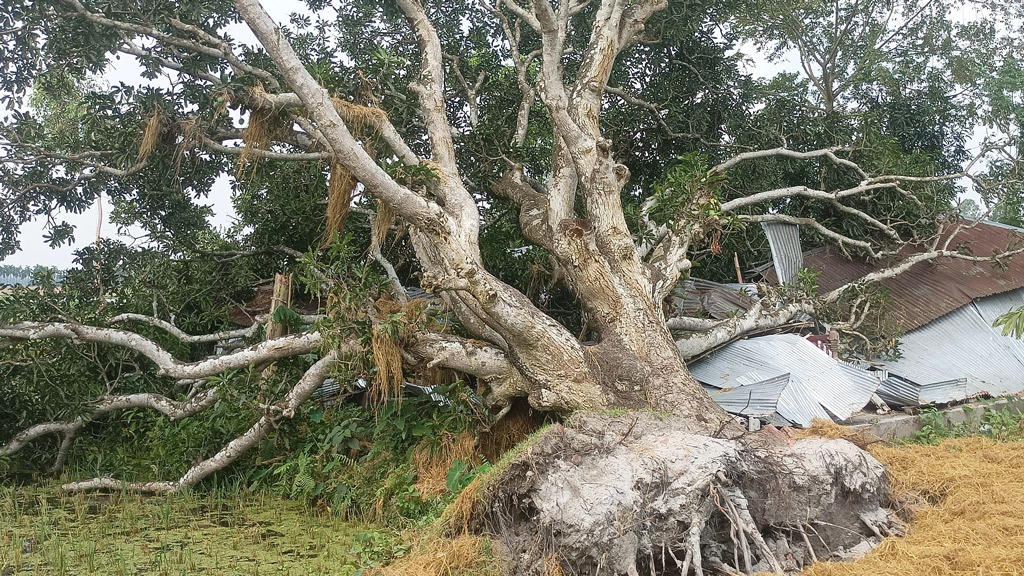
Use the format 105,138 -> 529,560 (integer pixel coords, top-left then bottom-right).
331,97 -> 387,138
324,161 -> 356,243
173,118 -> 203,176
541,554 -> 566,576
367,297 -> 436,410
441,473 -> 488,536
373,533 -> 496,576
370,323 -> 404,409
790,418 -> 883,450
374,199 -> 395,248
802,437 -> 1024,576
237,108 -> 272,179
137,108 -> 163,163
418,365 -> 459,389
236,85 -> 279,179
477,407 -> 540,464
412,432 -> 481,499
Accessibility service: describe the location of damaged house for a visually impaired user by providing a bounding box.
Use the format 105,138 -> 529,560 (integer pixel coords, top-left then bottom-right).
679,220 -> 1024,426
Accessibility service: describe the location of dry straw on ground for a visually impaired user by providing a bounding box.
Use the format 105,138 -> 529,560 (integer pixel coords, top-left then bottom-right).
412,431 -> 480,499
790,418 -> 884,450
802,435 -> 1024,576
373,533 -> 497,576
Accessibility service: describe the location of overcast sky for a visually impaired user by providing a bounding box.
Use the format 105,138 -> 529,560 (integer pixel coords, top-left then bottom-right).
3,1 -> 993,268
3,3 -> 298,268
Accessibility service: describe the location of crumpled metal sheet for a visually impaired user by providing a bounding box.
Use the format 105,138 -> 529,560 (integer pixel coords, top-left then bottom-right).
689,334 -> 878,425
880,287 -> 1024,397
761,221 -> 804,285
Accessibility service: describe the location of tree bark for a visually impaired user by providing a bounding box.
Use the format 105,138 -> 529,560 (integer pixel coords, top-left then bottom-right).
463,413 -> 901,576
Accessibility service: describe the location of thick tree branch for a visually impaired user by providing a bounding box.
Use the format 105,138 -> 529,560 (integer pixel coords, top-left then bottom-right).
108,313 -> 279,343
0,322 -> 322,379
1,388 -> 219,459
394,0 -> 481,235
492,165 -> 555,248
61,350 -> 345,493
406,332 -> 529,407
674,300 -> 813,358
233,0 -> 446,231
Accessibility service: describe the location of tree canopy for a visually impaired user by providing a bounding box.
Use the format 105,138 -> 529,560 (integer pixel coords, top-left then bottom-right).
0,0 -> 1022,519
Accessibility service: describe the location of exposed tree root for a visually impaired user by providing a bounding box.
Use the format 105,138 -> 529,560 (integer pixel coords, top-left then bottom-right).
466,413 -> 902,576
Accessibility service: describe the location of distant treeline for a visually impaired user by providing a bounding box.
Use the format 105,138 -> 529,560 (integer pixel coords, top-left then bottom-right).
0,265 -> 65,286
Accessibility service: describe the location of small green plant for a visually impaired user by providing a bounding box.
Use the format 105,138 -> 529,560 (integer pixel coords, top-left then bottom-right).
794,267 -> 822,296
979,402 -> 1024,440
913,406 -> 968,444
913,401 -> 1024,444
446,460 -> 491,494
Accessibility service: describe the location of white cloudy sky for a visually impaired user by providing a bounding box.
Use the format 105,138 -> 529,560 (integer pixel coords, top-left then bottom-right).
4,1 -> 997,268
4,2 -> 300,268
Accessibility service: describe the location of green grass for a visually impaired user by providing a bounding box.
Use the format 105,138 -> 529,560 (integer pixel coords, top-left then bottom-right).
912,399 -> 1024,445
0,485 -> 403,575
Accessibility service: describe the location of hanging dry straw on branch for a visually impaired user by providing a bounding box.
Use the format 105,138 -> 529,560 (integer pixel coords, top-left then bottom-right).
320,97 -> 387,245
236,84 -> 281,180
173,118 -> 204,177
324,161 -> 357,243
369,298 -> 407,410
373,199 -> 395,249
331,97 -> 387,137
137,107 -> 163,163
237,108 -> 273,179
370,323 -> 404,409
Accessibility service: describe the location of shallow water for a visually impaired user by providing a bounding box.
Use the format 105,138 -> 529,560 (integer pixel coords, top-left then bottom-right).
0,485 -> 394,575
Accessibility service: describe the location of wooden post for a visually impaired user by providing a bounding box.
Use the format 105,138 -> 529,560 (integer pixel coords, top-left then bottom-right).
733,252 -> 743,284
265,273 -> 293,340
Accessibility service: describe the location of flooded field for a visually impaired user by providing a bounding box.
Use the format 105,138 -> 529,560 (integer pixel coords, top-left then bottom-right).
0,485 -> 400,575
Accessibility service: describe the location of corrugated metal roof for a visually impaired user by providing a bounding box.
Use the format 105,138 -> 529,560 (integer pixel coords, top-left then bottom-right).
314,378 -> 453,405
880,287 -> 1024,397
764,221 -> 1024,330
777,377 -> 833,426
702,373 -> 788,417
761,222 -> 804,284
876,375 -> 968,406
688,334 -> 878,425
673,278 -> 758,320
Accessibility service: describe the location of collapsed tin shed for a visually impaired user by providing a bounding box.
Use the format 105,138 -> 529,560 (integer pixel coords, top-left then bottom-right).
688,333 -> 880,426
876,286 -> 1024,401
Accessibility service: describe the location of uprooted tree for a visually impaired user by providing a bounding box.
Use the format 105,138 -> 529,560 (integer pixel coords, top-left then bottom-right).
1,0 -> 1022,573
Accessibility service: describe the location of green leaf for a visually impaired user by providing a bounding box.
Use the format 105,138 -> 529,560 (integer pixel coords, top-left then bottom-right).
271,305 -> 303,325
994,307 -> 1024,339
309,406 -> 324,423
445,459 -> 470,493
